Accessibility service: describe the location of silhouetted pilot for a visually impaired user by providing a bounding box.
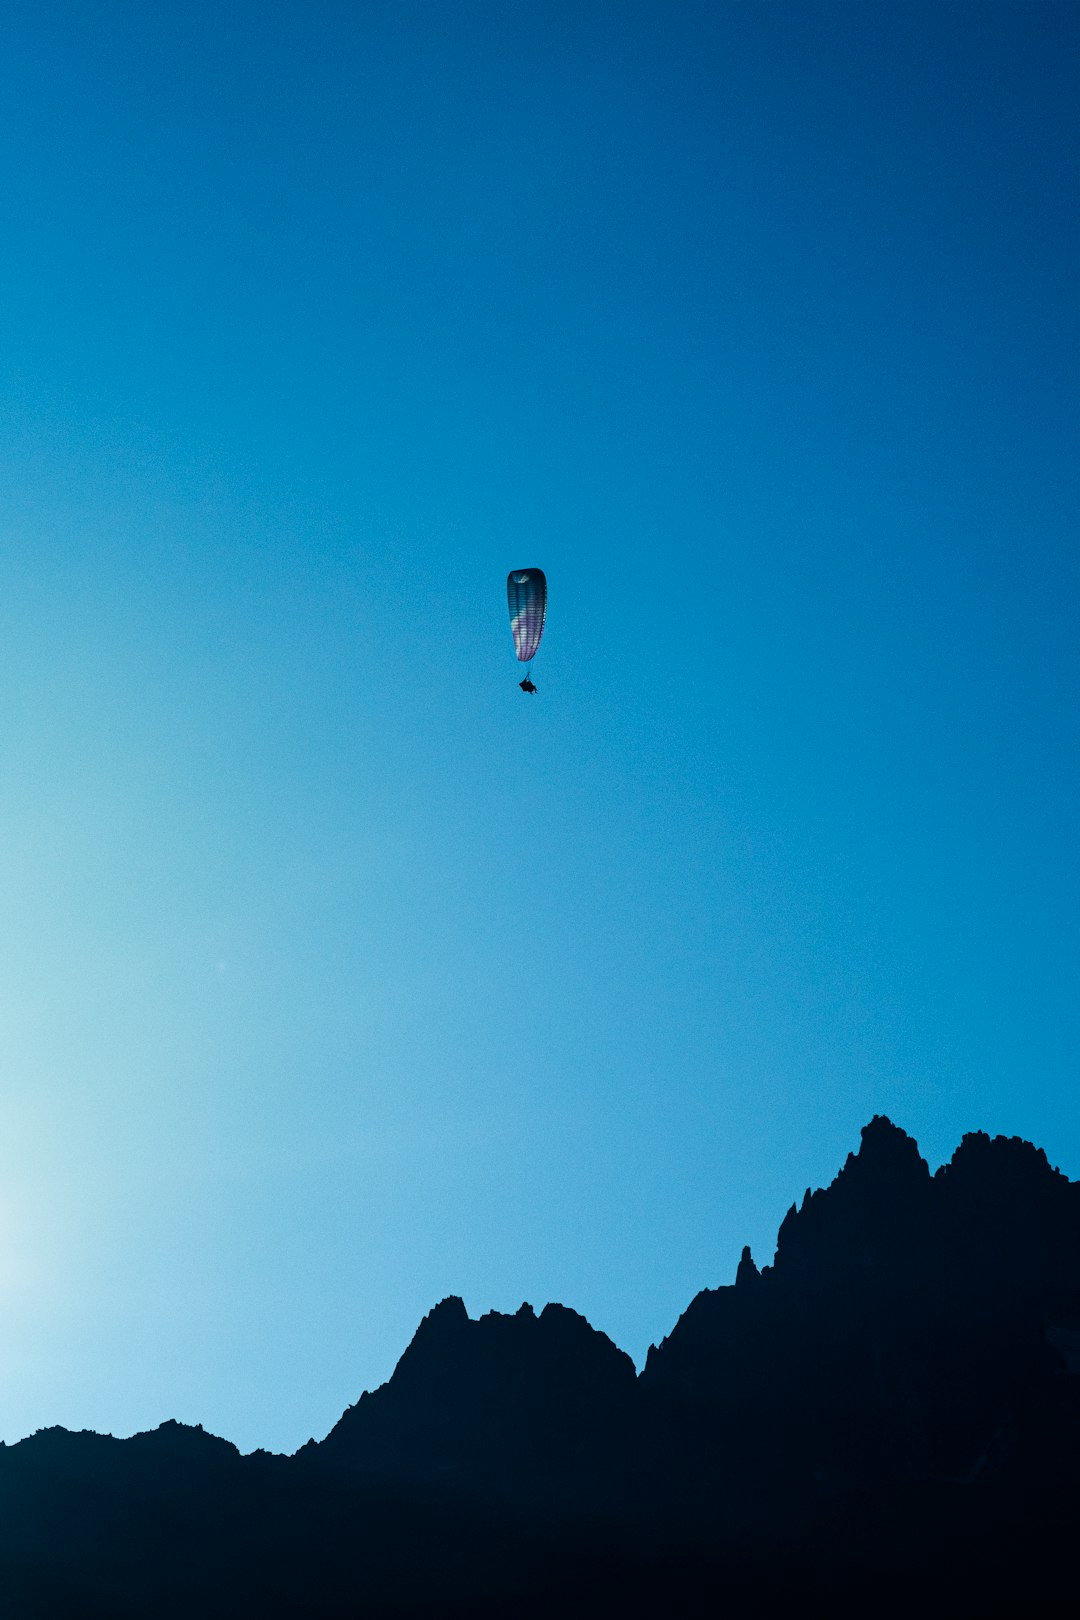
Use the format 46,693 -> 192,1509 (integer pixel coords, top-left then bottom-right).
519,677 -> 537,694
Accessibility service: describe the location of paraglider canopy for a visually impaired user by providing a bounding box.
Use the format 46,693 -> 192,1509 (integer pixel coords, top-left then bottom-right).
507,569 -> 546,664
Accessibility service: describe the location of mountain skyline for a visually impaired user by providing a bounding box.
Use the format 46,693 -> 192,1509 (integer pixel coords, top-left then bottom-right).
3,1112 -> 1076,1616
9,1113 -> 1076,1456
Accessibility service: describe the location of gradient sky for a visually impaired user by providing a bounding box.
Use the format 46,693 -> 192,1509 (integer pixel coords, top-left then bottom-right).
0,0 -> 1077,1454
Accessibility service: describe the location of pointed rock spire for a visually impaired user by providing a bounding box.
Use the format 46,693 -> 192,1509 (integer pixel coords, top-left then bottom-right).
736,1246 -> 761,1288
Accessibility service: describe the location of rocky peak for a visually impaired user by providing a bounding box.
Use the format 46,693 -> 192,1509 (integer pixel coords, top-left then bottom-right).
735,1246 -> 760,1288
317,1293 -> 635,1472
408,1293 -> 470,1344
770,1116 -> 931,1286
940,1130 -> 1068,1198
852,1114 -> 930,1180
127,1420 -> 240,1464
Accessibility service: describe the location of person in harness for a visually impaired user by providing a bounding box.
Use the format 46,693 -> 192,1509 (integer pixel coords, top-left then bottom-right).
519,676 -> 537,694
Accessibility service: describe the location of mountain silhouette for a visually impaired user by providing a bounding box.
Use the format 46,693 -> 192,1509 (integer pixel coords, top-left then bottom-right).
1,1116 -> 1076,1616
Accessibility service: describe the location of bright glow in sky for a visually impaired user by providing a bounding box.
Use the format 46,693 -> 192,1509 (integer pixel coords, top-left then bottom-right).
0,0 -> 1077,1453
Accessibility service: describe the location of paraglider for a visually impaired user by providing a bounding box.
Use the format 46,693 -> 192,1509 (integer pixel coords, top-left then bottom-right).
507,569 -> 546,693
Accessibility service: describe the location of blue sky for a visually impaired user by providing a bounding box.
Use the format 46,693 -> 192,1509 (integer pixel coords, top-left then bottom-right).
0,0 -> 1077,1453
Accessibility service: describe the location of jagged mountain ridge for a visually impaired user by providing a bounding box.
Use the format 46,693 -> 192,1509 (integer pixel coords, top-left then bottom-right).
1,1115 -> 1077,1617
640,1117 -> 1080,1490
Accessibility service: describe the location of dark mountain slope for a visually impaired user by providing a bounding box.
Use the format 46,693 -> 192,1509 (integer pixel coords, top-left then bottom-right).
314,1295 -> 636,1496
0,1116 -> 1076,1617
642,1117 -> 1080,1487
